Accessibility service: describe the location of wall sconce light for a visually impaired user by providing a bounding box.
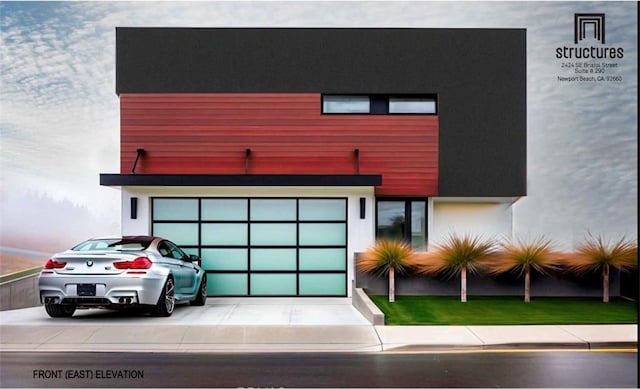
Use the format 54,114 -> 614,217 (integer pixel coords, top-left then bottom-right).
131,148 -> 145,174
245,148 -> 252,174
354,148 -> 360,174
359,197 -> 366,219
130,197 -> 138,219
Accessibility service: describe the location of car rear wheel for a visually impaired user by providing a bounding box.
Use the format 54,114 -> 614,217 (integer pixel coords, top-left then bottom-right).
45,303 -> 76,318
154,276 -> 175,317
190,275 -> 207,306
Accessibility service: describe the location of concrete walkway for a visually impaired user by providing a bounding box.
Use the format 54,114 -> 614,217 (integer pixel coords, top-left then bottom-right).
0,299 -> 636,353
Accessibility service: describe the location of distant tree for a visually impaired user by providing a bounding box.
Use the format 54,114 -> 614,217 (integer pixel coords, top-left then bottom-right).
563,234 -> 637,303
357,239 -> 416,302
414,233 -> 496,302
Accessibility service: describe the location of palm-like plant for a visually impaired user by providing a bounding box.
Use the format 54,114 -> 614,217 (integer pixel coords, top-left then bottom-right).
414,233 -> 496,302
356,239 -> 415,302
483,236 -> 562,303
563,234 -> 637,303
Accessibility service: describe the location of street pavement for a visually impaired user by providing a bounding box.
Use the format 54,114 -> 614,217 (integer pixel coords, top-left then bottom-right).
3,351 -> 638,388
0,298 -> 636,353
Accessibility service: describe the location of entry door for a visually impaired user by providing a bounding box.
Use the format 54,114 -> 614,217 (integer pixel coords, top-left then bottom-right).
151,197 -> 347,297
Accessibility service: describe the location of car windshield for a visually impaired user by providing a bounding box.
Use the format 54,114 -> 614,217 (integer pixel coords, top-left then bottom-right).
71,239 -> 152,252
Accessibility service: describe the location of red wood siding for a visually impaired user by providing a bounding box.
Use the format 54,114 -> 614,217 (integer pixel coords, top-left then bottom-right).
120,94 -> 438,196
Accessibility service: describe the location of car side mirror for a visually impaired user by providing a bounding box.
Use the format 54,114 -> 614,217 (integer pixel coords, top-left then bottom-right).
189,254 -> 201,267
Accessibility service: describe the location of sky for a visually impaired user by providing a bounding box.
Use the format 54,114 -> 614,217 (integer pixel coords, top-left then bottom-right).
0,1 -> 637,251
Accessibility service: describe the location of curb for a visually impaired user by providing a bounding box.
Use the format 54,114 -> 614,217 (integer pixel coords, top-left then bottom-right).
352,287 -> 384,325
587,342 -> 638,350
382,342 -> 638,353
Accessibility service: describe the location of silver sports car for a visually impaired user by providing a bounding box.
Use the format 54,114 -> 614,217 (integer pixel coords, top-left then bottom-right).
38,236 -> 207,318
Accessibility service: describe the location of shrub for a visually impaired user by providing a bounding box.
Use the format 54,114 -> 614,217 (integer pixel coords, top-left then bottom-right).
483,236 -> 562,302
357,239 -> 416,302
563,234 -> 637,302
414,233 -> 496,302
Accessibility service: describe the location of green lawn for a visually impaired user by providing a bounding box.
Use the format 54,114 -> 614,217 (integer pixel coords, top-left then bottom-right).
370,295 -> 638,325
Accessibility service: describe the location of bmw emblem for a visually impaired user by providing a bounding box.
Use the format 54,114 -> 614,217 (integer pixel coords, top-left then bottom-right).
86,260 -> 94,267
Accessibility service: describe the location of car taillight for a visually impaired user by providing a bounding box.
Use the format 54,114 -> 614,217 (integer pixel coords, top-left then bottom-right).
44,259 -> 66,269
113,257 -> 152,270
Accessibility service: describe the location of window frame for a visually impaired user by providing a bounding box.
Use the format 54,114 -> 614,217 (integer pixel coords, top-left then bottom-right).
321,94 -> 438,115
375,197 -> 428,250
321,95 -> 371,114
388,96 -> 437,115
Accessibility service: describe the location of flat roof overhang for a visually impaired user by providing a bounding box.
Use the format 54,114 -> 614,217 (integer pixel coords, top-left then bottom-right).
100,174 -> 382,187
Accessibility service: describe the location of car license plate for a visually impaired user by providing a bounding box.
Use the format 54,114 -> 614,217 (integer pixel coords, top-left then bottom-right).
77,284 -> 96,296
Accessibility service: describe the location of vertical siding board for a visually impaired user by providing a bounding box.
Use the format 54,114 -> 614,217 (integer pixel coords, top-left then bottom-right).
120,93 -> 439,195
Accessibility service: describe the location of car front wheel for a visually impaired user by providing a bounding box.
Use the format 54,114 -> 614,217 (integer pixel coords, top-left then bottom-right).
154,276 -> 175,317
190,275 -> 207,306
45,303 -> 76,318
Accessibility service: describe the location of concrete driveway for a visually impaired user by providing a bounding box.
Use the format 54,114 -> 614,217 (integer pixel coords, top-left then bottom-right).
0,298 -> 380,352
0,297 -> 371,326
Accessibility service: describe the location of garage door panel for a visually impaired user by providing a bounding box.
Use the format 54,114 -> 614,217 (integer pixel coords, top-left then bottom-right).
207,274 -> 248,296
250,223 -> 296,246
299,199 -> 346,221
299,223 -> 346,246
153,199 -> 198,221
250,274 -> 297,295
153,223 -> 198,246
299,248 -> 346,271
250,199 -> 296,221
251,249 -> 297,270
201,223 -> 248,245
201,248 -> 248,271
202,199 -> 248,221
299,274 -> 346,296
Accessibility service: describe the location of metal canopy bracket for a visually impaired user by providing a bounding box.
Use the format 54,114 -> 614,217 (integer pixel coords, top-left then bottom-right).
131,148 -> 145,174
245,148 -> 252,174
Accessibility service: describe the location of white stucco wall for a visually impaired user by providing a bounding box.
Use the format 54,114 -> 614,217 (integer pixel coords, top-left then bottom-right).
121,186 -> 376,297
430,200 -> 514,247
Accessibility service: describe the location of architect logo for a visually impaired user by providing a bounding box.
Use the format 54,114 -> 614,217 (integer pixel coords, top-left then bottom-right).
556,12 -> 623,59
574,13 -> 605,44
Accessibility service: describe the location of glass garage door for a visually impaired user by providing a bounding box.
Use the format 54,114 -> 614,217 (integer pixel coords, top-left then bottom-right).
151,198 -> 347,296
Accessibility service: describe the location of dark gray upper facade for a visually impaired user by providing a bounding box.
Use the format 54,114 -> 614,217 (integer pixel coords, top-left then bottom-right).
115,27 -> 527,197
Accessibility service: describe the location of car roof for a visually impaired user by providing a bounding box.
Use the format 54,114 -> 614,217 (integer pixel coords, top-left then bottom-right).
89,236 -> 158,243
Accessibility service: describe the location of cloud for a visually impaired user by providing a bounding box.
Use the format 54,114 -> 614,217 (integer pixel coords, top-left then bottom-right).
0,1 -> 637,249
